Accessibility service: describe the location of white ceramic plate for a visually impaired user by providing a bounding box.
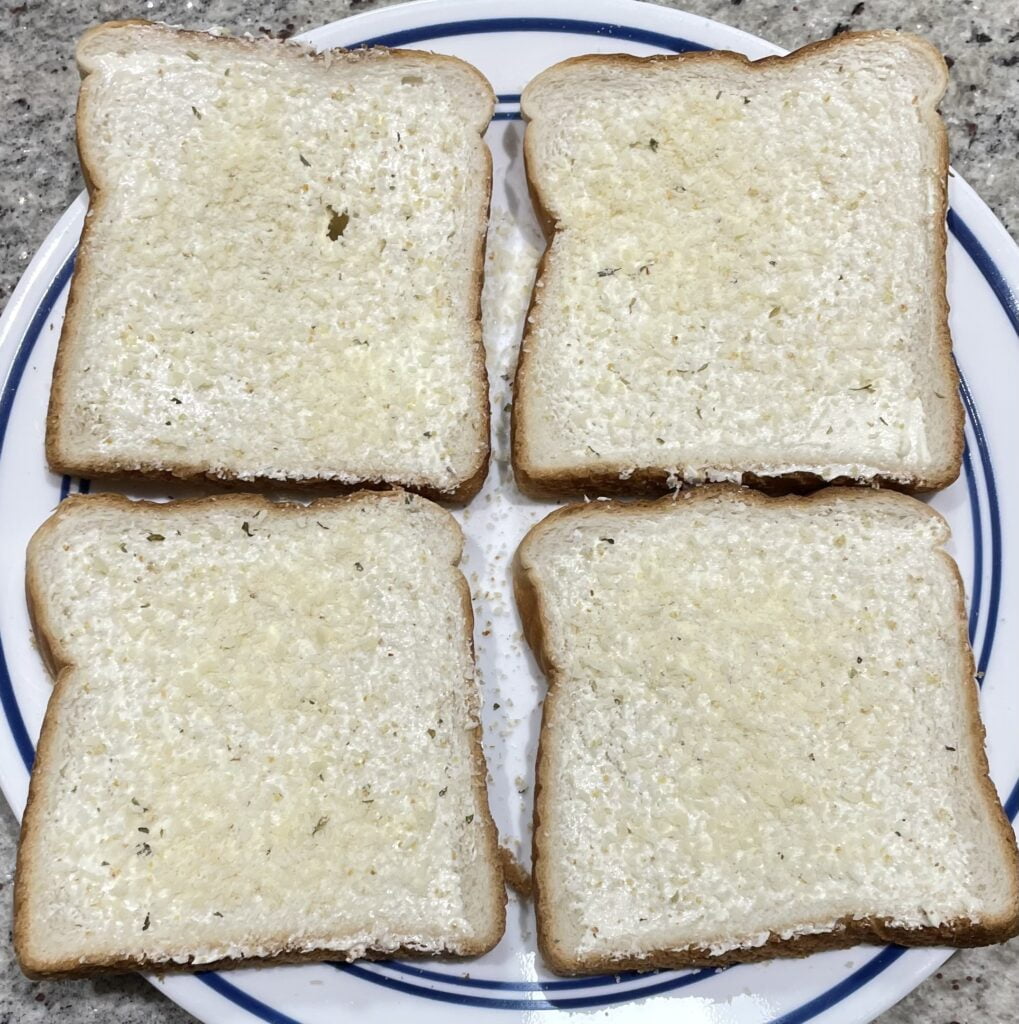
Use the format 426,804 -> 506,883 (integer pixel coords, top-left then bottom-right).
1,1 -> 1017,1022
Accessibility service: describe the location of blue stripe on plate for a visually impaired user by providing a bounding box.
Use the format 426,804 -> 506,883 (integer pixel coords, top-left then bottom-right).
962,442 -> 983,649
948,209 -> 1019,337
195,973 -> 304,1024
338,956 -> 713,991
351,17 -> 711,53
0,248 -> 76,773
338,960 -> 713,1009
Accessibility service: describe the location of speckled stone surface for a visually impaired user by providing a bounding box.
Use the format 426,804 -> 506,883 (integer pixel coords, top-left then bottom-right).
0,1 -> 1016,1021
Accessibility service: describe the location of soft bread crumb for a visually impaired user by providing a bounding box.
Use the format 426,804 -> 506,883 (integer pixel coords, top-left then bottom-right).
499,845 -> 533,898
49,23 -> 494,497
519,487 -> 1018,971
515,33 -> 961,494
16,491 -> 505,975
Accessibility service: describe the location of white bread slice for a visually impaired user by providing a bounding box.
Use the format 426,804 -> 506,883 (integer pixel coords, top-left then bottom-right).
16,490 -> 505,978
47,22 -> 495,502
516,487 -> 1018,973
514,32 -> 961,498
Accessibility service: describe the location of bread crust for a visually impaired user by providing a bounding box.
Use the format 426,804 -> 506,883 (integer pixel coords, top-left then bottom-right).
46,21 -> 494,505
16,489 -> 505,978
498,845 -> 533,898
512,31 -> 963,499
515,485 -> 1019,975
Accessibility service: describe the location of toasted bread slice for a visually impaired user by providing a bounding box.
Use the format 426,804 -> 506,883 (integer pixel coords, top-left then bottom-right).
16,490 -> 504,978
514,32 -> 961,498
517,487 -> 1018,973
47,22 -> 495,501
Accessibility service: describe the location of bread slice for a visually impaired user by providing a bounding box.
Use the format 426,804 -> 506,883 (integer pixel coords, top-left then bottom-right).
516,487 -> 1018,973
513,32 -> 961,498
16,490 -> 505,978
47,22 -> 495,502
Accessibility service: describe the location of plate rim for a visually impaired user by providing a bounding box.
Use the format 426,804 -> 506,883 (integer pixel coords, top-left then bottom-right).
0,3 -> 1017,1023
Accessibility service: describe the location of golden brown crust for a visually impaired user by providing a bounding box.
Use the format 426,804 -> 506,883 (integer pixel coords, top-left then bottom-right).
498,846 -> 533,899
46,21 -> 493,506
512,31 -> 962,500
453,557 -> 508,950
16,489 -> 505,978
513,465 -> 942,502
516,485 -> 1019,975
47,465 -> 488,506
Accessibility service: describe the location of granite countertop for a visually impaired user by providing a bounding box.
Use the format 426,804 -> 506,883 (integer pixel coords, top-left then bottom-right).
0,0 -> 1017,1021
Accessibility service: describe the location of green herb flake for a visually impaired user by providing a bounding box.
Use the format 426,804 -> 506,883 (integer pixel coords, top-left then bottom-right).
119,542 -> 128,553
191,106 -> 202,119
312,815 -> 329,836
850,383 -> 874,392
354,561 -> 364,572
316,521 -> 329,529
438,786 -> 447,797
465,814 -> 474,824
299,153 -> 311,167
648,138 -> 659,151
142,913 -> 151,931
146,533 -> 165,542
241,522 -> 253,537
213,911 -> 224,917
185,50 -> 200,61
597,267 -> 620,278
